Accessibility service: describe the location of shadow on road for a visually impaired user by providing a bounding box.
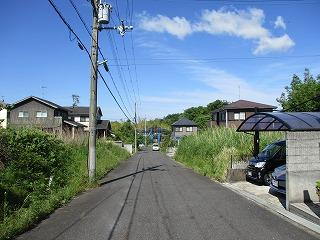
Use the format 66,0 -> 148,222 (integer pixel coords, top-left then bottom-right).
268,188 -> 286,208
99,165 -> 164,186
304,190 -> 320,218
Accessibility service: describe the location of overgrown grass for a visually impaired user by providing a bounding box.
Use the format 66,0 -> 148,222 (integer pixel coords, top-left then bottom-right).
175,127 -> 284,181
0,128 -> 130,240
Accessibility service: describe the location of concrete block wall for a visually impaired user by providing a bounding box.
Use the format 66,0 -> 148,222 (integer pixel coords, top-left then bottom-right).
286,131 -> 320,209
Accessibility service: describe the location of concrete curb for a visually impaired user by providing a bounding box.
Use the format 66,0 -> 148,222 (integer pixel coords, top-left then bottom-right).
222,182 -> 320,235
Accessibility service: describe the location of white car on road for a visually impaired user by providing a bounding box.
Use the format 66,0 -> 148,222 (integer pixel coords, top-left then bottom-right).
152,143 -> 160,151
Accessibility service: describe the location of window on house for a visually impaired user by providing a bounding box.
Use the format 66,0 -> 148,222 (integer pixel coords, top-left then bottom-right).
220,112 -> 226,121
212,113 -> 217,121
36,111 -> 47,118
234,112 -> 246,120
186,127 -> 193,132
80,116 -> 88,122
18,111 -> 29,118
175,127 -> 183,132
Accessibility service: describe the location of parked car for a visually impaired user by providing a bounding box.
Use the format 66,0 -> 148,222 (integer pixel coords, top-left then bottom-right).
139,143 -> 145,148
152,143 -> 160,151
246,140 -> 286,185
270,164 -> 286,195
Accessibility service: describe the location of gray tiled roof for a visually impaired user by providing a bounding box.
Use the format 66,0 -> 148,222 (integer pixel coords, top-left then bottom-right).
171,118 -> 197,127
65,106 -> 103,116
13,96 -> 69,112
96,120 -> 111,130
63,120 -> 86,128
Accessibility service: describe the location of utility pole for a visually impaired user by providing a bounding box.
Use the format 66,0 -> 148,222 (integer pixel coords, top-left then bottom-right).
88,0 -> 99,182
87,0 -> 133,180
144,117 -> 147,146
134,102 -> 137,153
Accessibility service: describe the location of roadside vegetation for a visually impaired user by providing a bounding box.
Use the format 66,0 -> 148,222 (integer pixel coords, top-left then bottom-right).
175,127 -> 284,181
0,128 -> 130,240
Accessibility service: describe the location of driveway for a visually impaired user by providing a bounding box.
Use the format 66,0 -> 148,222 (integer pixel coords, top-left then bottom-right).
17,149 -> 319,240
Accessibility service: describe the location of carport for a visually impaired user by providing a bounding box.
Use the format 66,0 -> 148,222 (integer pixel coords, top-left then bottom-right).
237,112 -> 320,210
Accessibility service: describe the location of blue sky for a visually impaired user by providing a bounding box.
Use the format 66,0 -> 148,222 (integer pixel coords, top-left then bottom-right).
1,1 -> 320,121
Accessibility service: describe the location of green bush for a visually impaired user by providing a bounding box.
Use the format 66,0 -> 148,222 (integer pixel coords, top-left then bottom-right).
0,129 -> 71,215
316,180 -> 320,189
175,127 -> 284,181
0,128 -> 130,240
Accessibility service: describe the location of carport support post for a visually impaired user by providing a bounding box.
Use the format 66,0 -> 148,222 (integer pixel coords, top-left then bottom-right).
253,131 -> 260,157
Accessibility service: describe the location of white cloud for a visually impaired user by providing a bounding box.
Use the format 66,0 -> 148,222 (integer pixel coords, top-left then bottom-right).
138,13 -> 192,39
254,34 -> 295,54
194,8 -> 269,39
274,16 -> 286,30
135,40 -> 280,118
138,8 -> 295,54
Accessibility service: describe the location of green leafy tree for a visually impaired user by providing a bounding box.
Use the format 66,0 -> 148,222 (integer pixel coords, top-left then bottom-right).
163,113 -> 182,126
277,69 -> 320,111
112,120 -> 135,143
206,100 -> 229,112
180,100 -> 229,130
72,94 -> 80,107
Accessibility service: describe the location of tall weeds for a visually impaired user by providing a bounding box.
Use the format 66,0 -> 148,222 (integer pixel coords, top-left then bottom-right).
175,127 -> 284,181
0,128 -> 130,240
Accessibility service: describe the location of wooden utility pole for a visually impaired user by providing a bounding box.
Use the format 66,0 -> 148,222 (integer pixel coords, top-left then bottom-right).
144,117 -> 147,146
88,0 -> 99,181
134,102 -> 137,153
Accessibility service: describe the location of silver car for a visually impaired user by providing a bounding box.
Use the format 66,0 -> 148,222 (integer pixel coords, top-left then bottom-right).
270,164 -> 286,195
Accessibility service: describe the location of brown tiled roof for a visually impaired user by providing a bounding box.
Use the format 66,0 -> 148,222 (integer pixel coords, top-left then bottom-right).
224,100 -> 276,110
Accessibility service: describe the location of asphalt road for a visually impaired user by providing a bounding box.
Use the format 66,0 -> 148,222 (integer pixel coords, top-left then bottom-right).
17,149 -> 319,240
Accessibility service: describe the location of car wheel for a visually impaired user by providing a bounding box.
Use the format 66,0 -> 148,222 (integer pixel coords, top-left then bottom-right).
263,172 -> 272,186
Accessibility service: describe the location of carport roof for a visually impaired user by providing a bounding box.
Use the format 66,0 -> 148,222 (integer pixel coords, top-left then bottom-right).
237,112 -> 320,132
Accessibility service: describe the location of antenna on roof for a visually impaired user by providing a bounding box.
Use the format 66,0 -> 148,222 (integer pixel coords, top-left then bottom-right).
41,86 -> 47,98
238,85 -> 241,100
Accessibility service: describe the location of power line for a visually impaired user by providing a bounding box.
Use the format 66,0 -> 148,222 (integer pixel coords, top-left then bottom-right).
130,32 -> 141,108
68,0 -> 133,119
194,0 -> 319,5
127,0 -> 141,109
122,37 -> 137,105
109,17 -> 136,106
107,54 -> 320,63
107,30 -> 135,113
47,0 -> 133,122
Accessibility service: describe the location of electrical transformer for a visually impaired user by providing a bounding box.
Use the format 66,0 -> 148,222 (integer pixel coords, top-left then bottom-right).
98,3 -> 112,25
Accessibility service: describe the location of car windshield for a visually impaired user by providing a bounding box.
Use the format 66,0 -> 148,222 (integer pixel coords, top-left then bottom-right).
258,143 -> 282,159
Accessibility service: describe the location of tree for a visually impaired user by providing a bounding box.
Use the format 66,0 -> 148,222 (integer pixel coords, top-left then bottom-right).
72,94 -> 80,107
163,113 -> 182,126
0,102 -> 4,111
206,100 -> 229,112
112,120 -> 135,143
277,69 -> 320,111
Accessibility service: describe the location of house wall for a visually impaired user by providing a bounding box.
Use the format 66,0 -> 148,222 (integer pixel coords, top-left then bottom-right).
210,110 -> 266,128
0,109 -> 8,128
9,99 -> 63,133
72,113 -> 102,132
173,126 -> 198,138
73,116 -> 89,131
286,131 -> 320,209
